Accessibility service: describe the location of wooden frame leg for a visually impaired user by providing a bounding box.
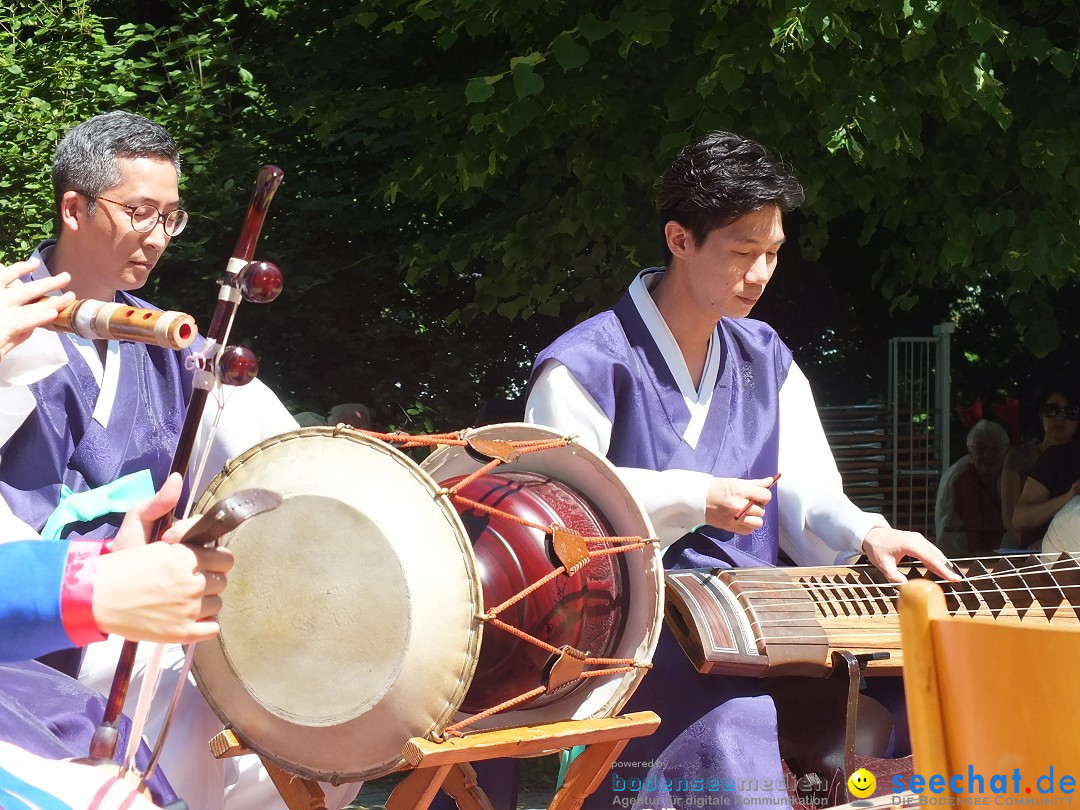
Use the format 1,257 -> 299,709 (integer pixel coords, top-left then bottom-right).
386,763 -> 453,810
262,758 -> 327,810
442,763 -> 496,810
220,713 -> 658,810
549,738 -> 630,810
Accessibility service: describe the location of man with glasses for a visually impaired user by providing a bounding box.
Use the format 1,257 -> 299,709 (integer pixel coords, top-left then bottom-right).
2,110 -> 292,551
0,112 -> 357,810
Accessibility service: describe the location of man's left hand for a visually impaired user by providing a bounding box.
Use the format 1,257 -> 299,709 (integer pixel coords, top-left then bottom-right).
114,472 -> 198,550
861,526 -> 961,583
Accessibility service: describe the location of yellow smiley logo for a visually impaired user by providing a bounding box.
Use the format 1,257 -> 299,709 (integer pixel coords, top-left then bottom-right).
848,768 -> 877,799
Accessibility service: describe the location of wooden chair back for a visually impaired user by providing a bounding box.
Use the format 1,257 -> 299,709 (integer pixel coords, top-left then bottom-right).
899,578 -> 1080,796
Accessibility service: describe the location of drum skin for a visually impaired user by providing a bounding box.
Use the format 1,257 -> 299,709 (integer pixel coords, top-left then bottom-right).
447,471 -> 630,713
192,423 -> 662,783
191,428 -> 482,782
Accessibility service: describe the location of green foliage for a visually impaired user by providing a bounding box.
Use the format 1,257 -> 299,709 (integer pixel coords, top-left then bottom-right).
0,2 -> 270,266
269,0 -> 1077,361
0,2 -> 123,256
2,0 -> 1078,426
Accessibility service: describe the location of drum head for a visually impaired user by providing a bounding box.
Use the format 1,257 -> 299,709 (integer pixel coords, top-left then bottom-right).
192,428 -> 482,781
421,422 -> 664,731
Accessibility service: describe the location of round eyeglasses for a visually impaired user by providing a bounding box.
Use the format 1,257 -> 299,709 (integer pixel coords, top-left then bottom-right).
92,195 -> 189,237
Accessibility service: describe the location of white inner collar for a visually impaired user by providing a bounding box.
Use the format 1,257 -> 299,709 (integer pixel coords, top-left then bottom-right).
628,269 -> 720,449
31,243 -> 120,427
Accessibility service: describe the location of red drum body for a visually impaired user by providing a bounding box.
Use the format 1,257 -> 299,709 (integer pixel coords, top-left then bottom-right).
448,470 -> 630,712
421,424 -> 662,736
192,424 -> 662,783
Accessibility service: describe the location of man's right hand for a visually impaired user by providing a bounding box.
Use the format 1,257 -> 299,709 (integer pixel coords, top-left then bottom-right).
705,476 -> 778,534
93,472 -> 235,644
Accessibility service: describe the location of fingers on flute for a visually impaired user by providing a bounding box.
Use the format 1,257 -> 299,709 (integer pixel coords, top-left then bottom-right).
7,303 -> 62,336
1,269 -> 74,333
4,271 -> 70,302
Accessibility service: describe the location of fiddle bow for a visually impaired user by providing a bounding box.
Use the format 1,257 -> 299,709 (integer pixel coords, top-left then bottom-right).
88,166 -> 286,768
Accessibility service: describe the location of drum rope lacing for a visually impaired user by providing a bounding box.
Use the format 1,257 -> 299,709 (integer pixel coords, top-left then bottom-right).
354,427 -> 657,737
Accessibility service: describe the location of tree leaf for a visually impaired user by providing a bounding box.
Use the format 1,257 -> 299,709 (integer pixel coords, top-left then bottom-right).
552,33 -> 589,71
511,62 -> 544,98
465,77 -> 497,103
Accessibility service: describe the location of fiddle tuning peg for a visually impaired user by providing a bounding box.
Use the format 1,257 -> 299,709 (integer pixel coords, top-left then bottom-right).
219,345 -> 259,386
240,260 -> 283,303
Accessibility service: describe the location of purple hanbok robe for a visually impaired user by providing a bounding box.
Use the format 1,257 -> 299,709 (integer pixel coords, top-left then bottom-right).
0,662 -> 177,805
0,292 -> 190,804
530,287 -> 795,809
0,291 -> 191,543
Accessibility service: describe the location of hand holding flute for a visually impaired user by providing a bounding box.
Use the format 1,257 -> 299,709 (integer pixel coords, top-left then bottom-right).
3,258 -> 198,352
0,259 -> 75,359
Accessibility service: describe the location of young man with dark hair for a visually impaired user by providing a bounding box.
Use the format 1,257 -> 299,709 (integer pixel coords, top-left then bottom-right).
526,131 -> 956,808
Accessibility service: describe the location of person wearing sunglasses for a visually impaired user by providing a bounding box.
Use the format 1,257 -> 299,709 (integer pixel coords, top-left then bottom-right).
1010,383 -> 1080,547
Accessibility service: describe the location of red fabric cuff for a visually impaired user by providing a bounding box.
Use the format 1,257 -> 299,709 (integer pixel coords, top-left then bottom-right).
60,540 -> 108,646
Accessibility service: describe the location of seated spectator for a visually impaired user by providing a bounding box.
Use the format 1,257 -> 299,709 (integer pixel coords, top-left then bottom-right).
1013,401 -> 1080,548
294,403 -> 374,430
1002,382 -> 1080,546
935,420 -> 1009,556
293,410 -> 327,427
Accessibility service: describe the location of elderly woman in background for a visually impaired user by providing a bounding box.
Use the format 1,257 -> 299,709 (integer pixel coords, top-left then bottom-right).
935,419 -> 1010,556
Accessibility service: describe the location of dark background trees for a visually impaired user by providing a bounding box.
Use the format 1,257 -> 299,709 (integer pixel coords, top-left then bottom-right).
2,0 -> 1077,436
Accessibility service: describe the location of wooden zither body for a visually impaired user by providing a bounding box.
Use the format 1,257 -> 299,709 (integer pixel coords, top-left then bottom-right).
666,553 -> 1080,677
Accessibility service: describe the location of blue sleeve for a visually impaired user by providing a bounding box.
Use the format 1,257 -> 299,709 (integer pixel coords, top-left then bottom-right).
0,541 -> 73,662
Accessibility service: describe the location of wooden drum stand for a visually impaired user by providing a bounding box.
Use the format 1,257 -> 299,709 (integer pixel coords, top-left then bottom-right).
209,712 -> 659,810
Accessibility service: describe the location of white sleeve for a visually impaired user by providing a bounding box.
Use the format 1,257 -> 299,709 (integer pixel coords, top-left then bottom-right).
525,360 -> 711,549
0,328 -> 67,452
188,378 -> 299,498
0,329 -> 68,540
0,499 -> 40,542
1041,496 -> 1080,553
0,383 -> 36,458
776,363 -> 888,566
